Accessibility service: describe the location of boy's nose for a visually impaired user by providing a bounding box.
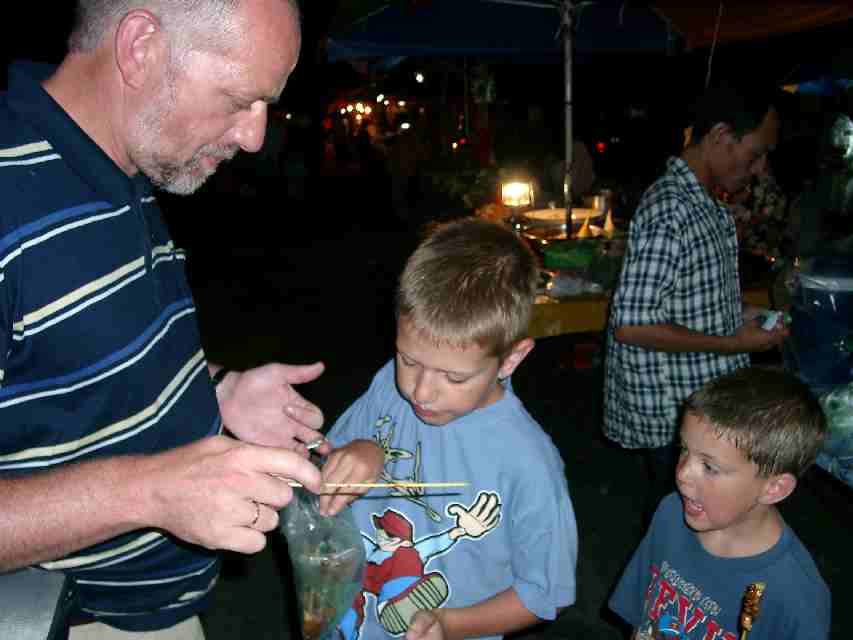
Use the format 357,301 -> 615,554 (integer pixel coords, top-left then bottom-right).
675,456 -> 691,485
412,372 -> 436,406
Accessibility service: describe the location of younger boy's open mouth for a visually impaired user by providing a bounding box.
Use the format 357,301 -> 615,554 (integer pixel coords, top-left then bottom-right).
682,495 -> 705,518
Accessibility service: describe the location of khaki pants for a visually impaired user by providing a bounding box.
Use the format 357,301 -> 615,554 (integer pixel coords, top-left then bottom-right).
70,616 -> 205,640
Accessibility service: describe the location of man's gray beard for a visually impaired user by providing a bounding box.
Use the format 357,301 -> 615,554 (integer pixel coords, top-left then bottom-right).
143,150 -> 220,196
126,76 -> 238,196
130,132 -> 228,197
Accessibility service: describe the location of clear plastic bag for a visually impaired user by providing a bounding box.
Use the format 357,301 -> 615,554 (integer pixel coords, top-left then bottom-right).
818,382 -> 853,490
785,255 -> 853,393
280,487 -> 366,640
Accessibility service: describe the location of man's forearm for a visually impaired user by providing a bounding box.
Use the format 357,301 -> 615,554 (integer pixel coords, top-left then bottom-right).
0,455 -> 149,571
615,323 -> 739,354
436,588 -> 541,640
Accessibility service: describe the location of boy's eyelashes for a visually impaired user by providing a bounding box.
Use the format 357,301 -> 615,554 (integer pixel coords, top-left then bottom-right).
679,444 -> 721,476
397,352 -> 470,384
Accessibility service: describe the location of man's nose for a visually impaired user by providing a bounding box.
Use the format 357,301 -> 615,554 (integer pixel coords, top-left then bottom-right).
752,154 -> 769,177
232,101 -> 268,153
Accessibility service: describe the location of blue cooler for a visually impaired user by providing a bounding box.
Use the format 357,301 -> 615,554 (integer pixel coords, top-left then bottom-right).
785,255 -> 853,394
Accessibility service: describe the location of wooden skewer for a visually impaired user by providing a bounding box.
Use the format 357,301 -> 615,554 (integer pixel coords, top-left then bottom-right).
287,481 -> 469,489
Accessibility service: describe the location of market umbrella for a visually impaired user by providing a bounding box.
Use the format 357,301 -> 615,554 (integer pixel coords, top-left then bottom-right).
327,0 -> 676,209
649,2 -> 853,89
651,1 -> 853,51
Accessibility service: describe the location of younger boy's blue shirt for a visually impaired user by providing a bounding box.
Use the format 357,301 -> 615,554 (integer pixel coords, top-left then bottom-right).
0,62 -> 221,631
328,360 -> 578,640
609,493 -> 830,640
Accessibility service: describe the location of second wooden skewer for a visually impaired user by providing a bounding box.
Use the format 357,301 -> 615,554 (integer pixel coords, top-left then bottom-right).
287,481 -> 469,489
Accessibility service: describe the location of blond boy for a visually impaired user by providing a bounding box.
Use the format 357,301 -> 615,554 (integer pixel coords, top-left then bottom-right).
320,217 -> 578,640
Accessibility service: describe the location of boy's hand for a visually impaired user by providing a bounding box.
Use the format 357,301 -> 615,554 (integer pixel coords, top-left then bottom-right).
318,440 -> 385,516
406,610 -> 445,640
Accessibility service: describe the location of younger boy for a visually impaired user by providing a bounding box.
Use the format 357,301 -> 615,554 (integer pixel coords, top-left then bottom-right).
609,367 -> 831,640
321,217 -> 578,640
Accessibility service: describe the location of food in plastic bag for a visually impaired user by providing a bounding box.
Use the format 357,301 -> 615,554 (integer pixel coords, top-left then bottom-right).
280,487 -> 366,640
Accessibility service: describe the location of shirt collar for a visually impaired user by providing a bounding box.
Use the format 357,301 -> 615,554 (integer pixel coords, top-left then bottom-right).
6,61 -> 151,204
666,156 -> 729,216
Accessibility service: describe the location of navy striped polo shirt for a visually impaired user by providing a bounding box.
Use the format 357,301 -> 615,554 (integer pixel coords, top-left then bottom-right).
0,62 -> 221,631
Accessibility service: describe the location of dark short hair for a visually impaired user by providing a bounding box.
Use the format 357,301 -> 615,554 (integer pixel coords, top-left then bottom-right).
396,217 -> 538,357
688,82 -> 777,144
683,367 -> 827,478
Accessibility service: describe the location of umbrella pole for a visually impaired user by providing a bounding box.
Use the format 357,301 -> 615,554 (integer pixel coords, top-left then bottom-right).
562,0 -> 574,226
464,57 -> 470,138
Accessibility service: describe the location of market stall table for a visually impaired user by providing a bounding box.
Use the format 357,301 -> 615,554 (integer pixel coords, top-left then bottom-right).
529,287 -> 771,339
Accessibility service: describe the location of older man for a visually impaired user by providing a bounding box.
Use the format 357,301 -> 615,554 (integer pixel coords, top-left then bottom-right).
0,1 -> 331,638
603,84 -> 788,525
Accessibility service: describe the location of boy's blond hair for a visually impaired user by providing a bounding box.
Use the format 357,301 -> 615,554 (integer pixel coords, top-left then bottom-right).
683,367 -> 827,478
396,217 -> 538,357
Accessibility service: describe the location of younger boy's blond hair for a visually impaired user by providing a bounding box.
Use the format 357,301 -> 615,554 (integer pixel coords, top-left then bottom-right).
683,367 -> 827,478
396,217 -> 538,358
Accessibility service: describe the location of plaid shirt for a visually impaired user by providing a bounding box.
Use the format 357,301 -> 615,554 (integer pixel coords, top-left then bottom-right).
603,157 -> 749,449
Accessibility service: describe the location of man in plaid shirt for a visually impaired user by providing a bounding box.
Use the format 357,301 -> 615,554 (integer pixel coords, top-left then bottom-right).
603,84 -> 787,523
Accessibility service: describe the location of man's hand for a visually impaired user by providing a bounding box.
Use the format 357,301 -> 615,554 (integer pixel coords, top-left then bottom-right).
741,304 -> 765,323
318,440 -> 385,516
216,362 -> 330,454
137,435 -> 323,554
406,610 -> 445,640
733,320 -> 788,353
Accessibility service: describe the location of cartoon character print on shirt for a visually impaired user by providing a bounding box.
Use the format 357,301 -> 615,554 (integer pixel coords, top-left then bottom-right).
636,561 -> 740,640
334,414 -> 504,638
371,415 -> 442,521
337,493 -> 502,640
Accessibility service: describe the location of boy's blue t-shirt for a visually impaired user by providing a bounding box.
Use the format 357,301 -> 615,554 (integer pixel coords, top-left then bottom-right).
609,493 -> 830,640
327,359 -> 578,640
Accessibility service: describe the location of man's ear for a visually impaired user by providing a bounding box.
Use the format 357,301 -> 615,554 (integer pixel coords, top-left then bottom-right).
760,472 -> 797,505
498,338 -> 534,379
114,10 -> 165,90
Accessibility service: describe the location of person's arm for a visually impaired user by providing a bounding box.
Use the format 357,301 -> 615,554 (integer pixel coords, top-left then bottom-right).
432,588 -> 541,640
615,319 -> 786,354
0,434 -> 323,571
210,361 -> 331,456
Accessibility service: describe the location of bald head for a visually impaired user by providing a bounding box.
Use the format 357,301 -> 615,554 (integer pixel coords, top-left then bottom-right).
69,0 -> 300,59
